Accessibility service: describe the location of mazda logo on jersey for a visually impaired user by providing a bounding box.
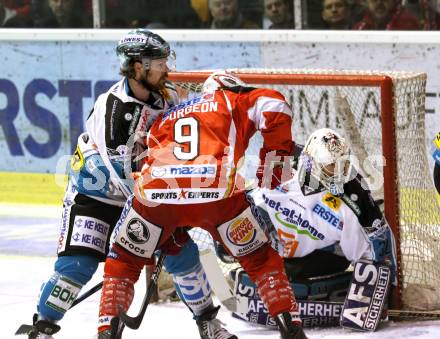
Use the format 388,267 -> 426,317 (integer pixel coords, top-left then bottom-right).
151,167 -> 167,178
150,165 -> 217,178
126,218 -> 150,244
226,217 -> 257,246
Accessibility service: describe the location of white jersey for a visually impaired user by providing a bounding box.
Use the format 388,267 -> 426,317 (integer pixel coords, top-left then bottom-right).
71,78 -> 180,206
250,170 -> 397,268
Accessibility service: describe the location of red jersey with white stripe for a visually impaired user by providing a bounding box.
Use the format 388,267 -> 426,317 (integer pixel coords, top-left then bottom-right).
137,86 -> 294,204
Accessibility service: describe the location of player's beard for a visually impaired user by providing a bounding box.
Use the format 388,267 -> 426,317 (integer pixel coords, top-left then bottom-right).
138,71 -> 168,92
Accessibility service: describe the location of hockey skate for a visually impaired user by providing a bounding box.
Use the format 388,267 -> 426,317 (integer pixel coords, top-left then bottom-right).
96,317 -> 122,339
27,314 -> 60,339
96,329 -> 112,339
196,306 -> 238,339
275,312 -> 308,339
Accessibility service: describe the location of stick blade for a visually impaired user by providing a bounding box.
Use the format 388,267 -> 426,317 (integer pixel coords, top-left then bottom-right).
118,305 -> 142,329
15,324 -> 33,335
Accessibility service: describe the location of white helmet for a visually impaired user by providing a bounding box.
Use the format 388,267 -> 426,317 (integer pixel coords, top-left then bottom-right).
202,71 -> 246,92
299,128 -> 352,196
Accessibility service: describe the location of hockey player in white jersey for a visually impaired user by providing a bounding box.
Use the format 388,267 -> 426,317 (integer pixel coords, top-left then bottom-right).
24,29 -> 236,339
233,128 -> 397,331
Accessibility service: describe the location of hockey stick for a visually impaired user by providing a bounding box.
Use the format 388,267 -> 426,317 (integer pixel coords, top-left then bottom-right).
116,252 -> 166,334
199,249 -> 247,313
387,309 -> 440,320
15,281 -> 103,336
72,281 -> 103,307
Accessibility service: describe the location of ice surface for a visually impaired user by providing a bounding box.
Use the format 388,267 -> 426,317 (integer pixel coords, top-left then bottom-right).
1,205 -> 440,338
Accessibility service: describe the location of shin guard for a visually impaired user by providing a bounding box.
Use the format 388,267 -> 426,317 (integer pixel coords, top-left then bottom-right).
238,244 -> 300,322
98,245 -> 147,333
98,276 -> 134,333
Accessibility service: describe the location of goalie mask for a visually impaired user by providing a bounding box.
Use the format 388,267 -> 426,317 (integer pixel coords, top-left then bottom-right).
202,71 -> 246,92
299,128 -> 352,196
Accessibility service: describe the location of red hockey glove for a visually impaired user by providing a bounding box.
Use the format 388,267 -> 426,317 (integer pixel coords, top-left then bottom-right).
160,228 -> 190,255
257,149 -> 293,189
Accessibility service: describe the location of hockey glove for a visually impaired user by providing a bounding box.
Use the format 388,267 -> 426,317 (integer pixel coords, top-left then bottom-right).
159,228 -> 191,255
257,149 -> 293,189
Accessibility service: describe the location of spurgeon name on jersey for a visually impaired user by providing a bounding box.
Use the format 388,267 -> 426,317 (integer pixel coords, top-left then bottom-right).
137,87 -> 293,204
250,170 -> 397,280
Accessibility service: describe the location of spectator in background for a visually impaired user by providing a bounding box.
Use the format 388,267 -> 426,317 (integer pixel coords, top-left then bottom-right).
404,0 -> 440,30
48,0 -> 91,27
191,0 -> 211,26
4,0 -> 31,21
1,0 -> 31,26
117,0 -> 201,28
263,0 -> 294,29
321,0 -> 353,29
207,0 -> 260,28
34,0 -> 92,28
353,0 -> 419,29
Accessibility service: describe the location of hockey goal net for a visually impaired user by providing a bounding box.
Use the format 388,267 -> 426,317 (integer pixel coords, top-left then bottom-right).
168,68 -> 440,312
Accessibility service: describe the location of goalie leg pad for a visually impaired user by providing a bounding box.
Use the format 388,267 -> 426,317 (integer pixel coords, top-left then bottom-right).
341,261 -> 391,331
232,269 -> 346,328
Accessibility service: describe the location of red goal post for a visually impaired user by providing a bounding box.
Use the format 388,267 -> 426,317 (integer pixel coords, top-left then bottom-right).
168,69 -> 440,313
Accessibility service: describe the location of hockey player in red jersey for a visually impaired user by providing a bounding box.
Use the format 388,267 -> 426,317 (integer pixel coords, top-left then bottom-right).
97,72 -> 308,339
24,30 -> 237,339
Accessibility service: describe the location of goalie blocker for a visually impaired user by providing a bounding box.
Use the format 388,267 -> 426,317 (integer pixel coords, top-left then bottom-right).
231,261 -> 390,330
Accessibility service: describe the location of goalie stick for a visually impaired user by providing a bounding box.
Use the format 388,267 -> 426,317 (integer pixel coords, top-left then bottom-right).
15,281 -> 103,336
199,249 -> 248,313
114,252 -> 166,337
